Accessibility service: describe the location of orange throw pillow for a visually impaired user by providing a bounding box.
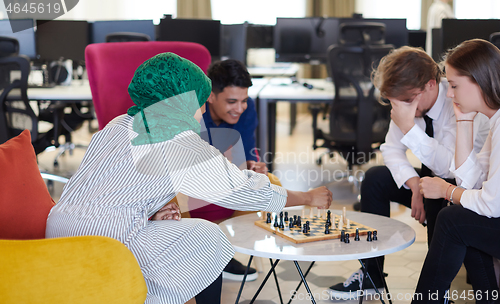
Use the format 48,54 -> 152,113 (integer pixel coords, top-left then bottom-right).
0,130 -> 55,239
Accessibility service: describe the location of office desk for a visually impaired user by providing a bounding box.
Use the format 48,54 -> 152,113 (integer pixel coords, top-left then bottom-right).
247,64 -> 299,78
255,78 -> 334,171
27,80 -> 92,101
219,207 -> 415,304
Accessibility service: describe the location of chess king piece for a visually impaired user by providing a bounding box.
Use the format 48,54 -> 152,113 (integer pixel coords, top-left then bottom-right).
342,207 -> 347,224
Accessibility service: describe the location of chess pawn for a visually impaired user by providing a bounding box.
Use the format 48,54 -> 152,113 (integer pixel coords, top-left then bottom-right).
289,220 -> 294,229
317,208 -> 321,219
354,228 -> 360,241
273,214 -> 279,228
297,216 -> 302,227
338,216 -> 344,230
367,231 -> 373,242
340,230 -> 345,242
346,219 -> 351,229
309,207 -> 314,219
344,233 -> 350,243
266,212 -> 272,224
303,224 -> 308,234
284,211 -> 289,221
373,230 -> 378,241
279,218 -> 285,229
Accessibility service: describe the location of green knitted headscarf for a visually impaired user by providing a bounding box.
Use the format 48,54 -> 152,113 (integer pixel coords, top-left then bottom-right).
127,52 -> 211,146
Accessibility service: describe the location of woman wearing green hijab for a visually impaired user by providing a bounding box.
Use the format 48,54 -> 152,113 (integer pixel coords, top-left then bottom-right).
46,53 -> 332,304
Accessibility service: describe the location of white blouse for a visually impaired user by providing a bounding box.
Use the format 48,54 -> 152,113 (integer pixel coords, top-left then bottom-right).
452,109 -> 500,217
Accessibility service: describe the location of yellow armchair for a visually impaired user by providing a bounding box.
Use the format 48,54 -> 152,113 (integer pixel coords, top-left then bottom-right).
0,236 -> 147,304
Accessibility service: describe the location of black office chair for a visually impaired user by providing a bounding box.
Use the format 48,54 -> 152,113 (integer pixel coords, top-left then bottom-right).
0,37 -> 46,151
105,32 -> 151,43
339,22 -> 386,46
490,32 -> 500,50
309,42 -> 393,199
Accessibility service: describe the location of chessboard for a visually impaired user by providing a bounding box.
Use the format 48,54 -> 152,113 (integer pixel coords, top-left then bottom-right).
254,208 -> 377,244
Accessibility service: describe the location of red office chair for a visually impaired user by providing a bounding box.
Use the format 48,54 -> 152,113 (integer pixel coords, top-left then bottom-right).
85,41 -> 212,130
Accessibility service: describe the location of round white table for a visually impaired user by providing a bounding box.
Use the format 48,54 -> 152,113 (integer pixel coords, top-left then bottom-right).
219,207 -> 416,304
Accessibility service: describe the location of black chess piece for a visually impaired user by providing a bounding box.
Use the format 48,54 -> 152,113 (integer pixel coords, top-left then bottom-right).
325,223 -> 330,234
373,230 -> 378,241
340,230 -> 345,242
297,216 -> 302,227
303,224 -> 308,234
354,228 -> 360,241
305,221 -> 310,231
280,211 -> 283,220
326,218 -> 331,228
279,218 -> 285,229
266,212 -> 272,224
289,220 -> 294,229
344,233 -> 350,243
367,231 -> 372,242
274,215 -> 279,228
284,211 -> 288,221
327,210 -> 331,218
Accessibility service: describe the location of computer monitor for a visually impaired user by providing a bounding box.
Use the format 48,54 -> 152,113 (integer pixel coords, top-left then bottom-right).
157,18 -> 221,58
246,24 -> 273,49
0,19 -> 36,59
274,17 -> 340,64
35,20 -> 89,62
442,19 -> 500,52
220,23 -> 246,62
339,18 -> 408,48
408,30 -> 426,50
90,20 -> 156,44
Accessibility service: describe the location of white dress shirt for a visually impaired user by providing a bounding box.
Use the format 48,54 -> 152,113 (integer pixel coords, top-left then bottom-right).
452,109 -> 500,218
381,79 -> 489,189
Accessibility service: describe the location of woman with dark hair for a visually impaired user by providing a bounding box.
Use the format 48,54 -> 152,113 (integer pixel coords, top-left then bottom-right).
45,53 -> 332,304
416,39 -> 500,303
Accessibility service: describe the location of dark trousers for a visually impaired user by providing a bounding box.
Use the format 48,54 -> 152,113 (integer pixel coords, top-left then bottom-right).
360,166 -> 450,286
195,273 -> 222,304
412,205 -> 500,303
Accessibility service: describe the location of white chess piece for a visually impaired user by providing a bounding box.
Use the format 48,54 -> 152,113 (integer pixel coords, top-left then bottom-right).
338,215 -> 344,230
346,219 -> 351,229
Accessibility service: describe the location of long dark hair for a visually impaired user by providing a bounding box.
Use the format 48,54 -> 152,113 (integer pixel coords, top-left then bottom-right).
444,39 -> 500,110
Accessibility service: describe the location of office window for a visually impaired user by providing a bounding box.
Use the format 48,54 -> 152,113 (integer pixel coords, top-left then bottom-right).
455,0 -> 500,19
212,0 -> 306,25
355,0 -> 421,30
37,0 -> 176,23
